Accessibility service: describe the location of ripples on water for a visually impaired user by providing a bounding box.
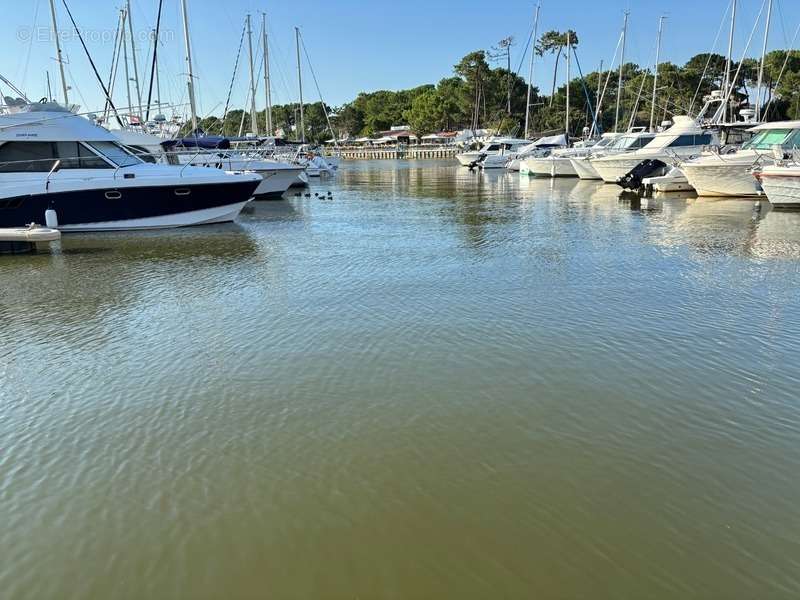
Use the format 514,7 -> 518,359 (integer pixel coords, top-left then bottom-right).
2,160 -> 800,599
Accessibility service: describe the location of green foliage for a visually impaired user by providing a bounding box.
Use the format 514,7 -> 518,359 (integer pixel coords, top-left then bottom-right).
205,48 -> 800,142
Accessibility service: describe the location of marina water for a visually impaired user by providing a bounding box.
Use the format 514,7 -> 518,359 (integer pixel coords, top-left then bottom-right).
2,160 -> 800,598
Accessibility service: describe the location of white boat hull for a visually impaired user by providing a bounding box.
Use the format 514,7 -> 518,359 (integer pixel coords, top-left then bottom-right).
480,154 -> 511,169
456,151 -> 485,166
591,156 -> 646,183
642,167 -> 693,193
522,156 -> 577,177
57,200 -> 251,232
570,157 -> 601,180
681,160 -> 764,197
759,169 -> 800,208
253,168 -> 304,196
507,158 -> 523,171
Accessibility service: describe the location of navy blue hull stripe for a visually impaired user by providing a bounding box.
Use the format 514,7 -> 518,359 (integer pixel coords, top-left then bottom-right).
0,180 -> 260,227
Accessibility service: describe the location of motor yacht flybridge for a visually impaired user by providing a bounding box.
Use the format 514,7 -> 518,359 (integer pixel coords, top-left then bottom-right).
0,104 -> 261,231
590,91 -> 756,188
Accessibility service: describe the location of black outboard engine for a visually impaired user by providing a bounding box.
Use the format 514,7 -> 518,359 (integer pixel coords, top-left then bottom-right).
468,154 -> 486,171
616,159 -> 667,190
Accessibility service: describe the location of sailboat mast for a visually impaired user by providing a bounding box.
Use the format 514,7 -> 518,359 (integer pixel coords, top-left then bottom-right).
756,0 -> 772,121
246,15 -> 259,136
121,8 -> 134,120
593,59 -> 603,137
614,11 -> 628,133
144,0 -> 163,123
48,0 -> 70,106
565,31 -> 571,140
296,27 -> 305,143
262,13 -> 273,136
103,11 -> 125,123
650,16 -> 665,132
723,0 -> 737,122
126,0 -> 143,120
524,2 -> 540,140
180,0 -> 199,133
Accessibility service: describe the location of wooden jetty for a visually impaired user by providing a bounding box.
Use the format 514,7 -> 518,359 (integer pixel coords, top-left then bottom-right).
331,145 -> 459,161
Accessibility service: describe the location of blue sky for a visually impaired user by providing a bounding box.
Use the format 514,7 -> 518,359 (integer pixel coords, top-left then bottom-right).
1,0 -> 798,119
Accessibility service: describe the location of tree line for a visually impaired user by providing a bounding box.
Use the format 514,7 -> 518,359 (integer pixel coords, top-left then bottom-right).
197,32 -> 800,142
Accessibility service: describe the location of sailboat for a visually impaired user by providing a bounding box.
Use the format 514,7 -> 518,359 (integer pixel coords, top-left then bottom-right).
161,5 -> 303,198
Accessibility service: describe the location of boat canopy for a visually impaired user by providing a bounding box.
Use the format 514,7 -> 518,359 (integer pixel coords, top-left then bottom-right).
161,136 -> 231,150
750,120 -> 800,132
531,133 -> 568,148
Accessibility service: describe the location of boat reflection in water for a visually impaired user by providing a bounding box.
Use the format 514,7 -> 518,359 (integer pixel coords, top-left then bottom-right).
751,209 -> 800,259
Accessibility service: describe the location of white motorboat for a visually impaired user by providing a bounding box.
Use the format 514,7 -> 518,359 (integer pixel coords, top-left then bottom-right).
115,130 -> 305,196
590,116 -> 719,184
0,104 -> 261,231
456,138 -> 530,167
159,137 -> 304,197
757,163 -> 800,208
522,135 -> 624,178
570,130 -> 656,180
505,134 -> 568,171
300,154 -> 336,177
642,165 -> 694,193
681,121 -> 800,197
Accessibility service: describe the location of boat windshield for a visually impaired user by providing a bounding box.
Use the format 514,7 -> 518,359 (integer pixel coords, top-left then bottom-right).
87,141 -> 142,167
742,129 -> 800,150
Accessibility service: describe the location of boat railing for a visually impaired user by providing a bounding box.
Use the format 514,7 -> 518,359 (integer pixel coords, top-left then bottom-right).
0,155 -> 114,175
159,147 -> 290,172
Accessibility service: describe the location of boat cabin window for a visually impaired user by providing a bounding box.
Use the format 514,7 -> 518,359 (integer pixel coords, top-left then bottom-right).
485,144 -> 501,152
0,141 -> 112,172
87,141 -> 142,167
124,145 -> 158,163
0,142 -> 58,172
55,142 -> 113,169
742,129 -> 798,150
632,135 -> 655,148
667,134 -> 713,148
608,137 -> 631,150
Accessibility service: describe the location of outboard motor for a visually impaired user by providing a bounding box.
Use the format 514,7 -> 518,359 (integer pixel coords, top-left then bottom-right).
468,154 -> 486,171
616,159 -> 667,190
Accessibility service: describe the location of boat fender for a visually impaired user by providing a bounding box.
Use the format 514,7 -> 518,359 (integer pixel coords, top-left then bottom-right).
45,209 -> 59,229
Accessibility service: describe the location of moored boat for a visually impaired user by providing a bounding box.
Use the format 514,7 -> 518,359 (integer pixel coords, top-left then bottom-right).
681,121 -> 800,197
456,138 -> 530,167
0,104 -> 261,231
757,163 -> 800,209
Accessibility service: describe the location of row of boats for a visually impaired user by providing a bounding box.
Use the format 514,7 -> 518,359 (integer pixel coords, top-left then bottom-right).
0,102 -> 336,232
456,93 -> 800,209
0,0 -> 344,234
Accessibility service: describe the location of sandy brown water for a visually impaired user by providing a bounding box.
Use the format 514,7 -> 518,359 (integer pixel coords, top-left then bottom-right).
2,160 -> 800,599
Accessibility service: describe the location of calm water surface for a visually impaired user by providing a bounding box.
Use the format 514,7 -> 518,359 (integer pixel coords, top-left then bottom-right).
2,160 -> 800,599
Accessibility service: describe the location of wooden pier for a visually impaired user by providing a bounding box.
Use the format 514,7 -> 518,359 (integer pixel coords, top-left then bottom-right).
331,145 -> 460,161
